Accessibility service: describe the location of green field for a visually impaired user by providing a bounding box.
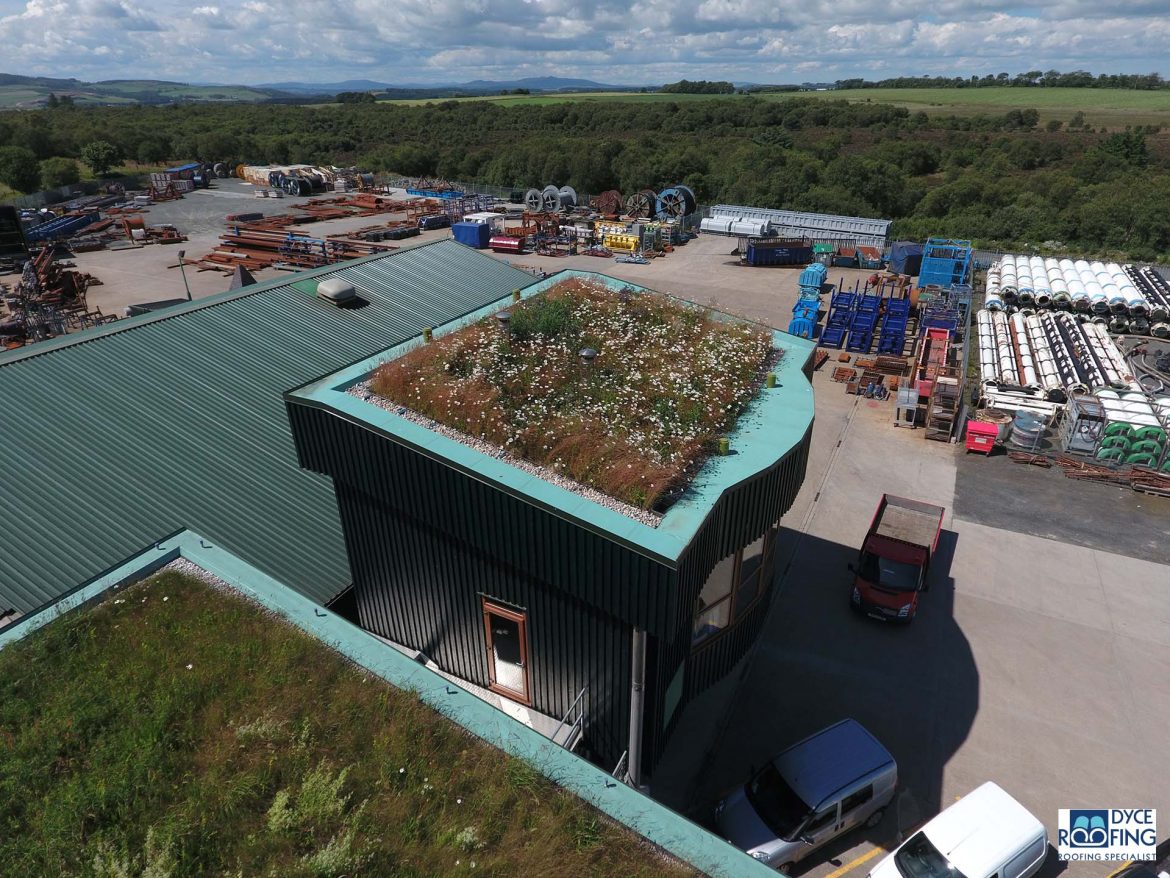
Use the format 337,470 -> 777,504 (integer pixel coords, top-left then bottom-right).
378,86 -> 1170,127
0,80 -> 274,108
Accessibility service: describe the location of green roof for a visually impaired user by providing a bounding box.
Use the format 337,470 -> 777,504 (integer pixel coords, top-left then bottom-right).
292,270 -> 816,563
0,241 -> 537,618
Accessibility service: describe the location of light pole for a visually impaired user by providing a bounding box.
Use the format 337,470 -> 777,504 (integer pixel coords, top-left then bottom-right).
176,249 -> 192,301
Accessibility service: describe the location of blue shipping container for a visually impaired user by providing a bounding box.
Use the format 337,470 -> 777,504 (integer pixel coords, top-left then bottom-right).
452,221 -> 491,249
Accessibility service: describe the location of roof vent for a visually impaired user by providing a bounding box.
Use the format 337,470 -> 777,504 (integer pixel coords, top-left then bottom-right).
317,278 -> 357,305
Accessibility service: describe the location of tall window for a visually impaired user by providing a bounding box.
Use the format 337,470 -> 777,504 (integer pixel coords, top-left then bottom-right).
692,527 -> 777,648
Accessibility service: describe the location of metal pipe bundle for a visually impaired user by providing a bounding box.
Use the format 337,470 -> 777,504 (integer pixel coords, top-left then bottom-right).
991,254 -> 1150,318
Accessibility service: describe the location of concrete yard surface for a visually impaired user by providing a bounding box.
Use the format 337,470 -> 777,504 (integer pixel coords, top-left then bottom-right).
650,331 -> 1170,878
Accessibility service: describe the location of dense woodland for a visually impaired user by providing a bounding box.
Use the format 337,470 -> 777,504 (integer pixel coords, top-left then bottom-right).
1,97 -> 1168,259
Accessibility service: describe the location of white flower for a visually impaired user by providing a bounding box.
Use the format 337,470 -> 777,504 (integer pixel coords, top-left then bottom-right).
162,596 -> 169,602
186,664 -> 193,670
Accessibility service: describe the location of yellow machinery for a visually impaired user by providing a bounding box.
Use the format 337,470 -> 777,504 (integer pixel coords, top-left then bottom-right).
604,233 -> 640,253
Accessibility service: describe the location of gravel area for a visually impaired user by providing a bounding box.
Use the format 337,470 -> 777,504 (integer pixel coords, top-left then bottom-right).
349,379 -> 664,528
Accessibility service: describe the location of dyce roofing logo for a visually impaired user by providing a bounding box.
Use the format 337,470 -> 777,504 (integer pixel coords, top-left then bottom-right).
1067,811 -> 1109,848
1058,809 -> 1158,861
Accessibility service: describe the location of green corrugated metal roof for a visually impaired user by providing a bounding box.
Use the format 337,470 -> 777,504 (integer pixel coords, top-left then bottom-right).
0,241 -> 536,617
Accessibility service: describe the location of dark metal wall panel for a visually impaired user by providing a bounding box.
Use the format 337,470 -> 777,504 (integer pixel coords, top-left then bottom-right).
289,402 -> 679,636
336,482 -> 633,768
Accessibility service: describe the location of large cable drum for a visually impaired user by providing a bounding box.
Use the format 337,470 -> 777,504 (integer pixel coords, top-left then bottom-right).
557,185 -> 578,210
524,189 -> 543,212
658,184 -> 697,218
596,190 -> 623,215
625,189 -> 658,219
541,185 -> 560,212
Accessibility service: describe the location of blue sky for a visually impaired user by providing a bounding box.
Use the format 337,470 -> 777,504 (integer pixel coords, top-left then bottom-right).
1,0 -> 1168,85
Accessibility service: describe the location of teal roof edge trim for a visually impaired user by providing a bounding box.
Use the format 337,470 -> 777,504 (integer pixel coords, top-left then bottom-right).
289,269 -> 816,563
0,530 -> 779,878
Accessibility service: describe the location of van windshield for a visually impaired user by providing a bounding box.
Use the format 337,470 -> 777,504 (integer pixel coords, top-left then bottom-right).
894,832 -> 968,878
745,763 -> 810,840
859,553 -> 921,592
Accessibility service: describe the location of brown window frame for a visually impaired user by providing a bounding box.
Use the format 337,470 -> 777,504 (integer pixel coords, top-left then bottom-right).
692,527 -> 778,651
481,599 -> 532,705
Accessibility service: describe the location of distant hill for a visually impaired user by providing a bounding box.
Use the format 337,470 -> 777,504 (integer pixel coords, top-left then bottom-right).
0,72 -> 644,109
0,73 -> 291,108
260,76 -> 636,96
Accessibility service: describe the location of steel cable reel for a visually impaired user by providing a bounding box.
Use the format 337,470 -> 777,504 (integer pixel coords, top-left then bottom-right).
524,189 -> 543,212
624,189 -> 657,219
541,185 -> 560,212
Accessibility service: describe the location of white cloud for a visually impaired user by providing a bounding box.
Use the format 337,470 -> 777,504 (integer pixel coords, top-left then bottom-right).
0,0 -> 1166,83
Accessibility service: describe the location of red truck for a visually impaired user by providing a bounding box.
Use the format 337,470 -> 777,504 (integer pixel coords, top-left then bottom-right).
849,494 -> 945,623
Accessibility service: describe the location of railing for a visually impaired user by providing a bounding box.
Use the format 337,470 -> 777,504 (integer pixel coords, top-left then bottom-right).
550,684 -> 587,751
611,750 -> 629,781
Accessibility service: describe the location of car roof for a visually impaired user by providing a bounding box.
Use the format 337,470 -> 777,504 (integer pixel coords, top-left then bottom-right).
921,782 -> 1044,876
773,719 -> 895,809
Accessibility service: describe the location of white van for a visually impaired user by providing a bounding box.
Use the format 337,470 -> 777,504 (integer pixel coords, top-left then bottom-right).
870,782 -> 1047,878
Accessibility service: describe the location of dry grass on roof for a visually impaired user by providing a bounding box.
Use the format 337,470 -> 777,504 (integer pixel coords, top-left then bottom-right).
371,278 -> 778,510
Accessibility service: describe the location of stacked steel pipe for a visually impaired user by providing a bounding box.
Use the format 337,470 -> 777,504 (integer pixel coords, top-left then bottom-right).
977,308 -> 1139,400
986,255 -> 1150,330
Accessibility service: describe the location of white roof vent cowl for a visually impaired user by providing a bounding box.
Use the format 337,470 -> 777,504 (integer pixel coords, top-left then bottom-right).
317,279 -> 357,304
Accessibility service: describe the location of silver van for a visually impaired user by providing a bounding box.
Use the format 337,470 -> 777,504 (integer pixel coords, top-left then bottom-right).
715,719 -> 897,871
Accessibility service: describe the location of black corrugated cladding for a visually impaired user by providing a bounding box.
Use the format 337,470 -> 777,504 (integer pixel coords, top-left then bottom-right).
288,368 -> 812,775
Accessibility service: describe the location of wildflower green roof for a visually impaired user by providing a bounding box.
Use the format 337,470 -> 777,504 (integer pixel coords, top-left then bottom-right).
290,271 -> 817,563
369,277 -> 777,511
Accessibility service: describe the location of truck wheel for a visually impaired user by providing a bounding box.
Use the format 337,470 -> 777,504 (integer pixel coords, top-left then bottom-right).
865,807 -> 886,829
778,863 -> 795,875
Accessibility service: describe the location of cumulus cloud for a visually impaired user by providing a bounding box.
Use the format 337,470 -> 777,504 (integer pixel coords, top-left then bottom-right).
0,0 -> 1165,83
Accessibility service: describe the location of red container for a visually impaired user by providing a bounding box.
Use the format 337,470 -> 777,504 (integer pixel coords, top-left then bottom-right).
489,235 -> 525,254
965,420 -> 998,455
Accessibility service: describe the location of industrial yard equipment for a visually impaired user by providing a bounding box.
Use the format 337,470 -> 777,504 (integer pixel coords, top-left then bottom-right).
656,185 -> 697,219
965,420 -> 998,455
523,189 -> 543,212
557,186 -> 578,210
878,299 -> 911,355
917,238 -> 972,288
820,292 -> 856,349
624,190 -> 658,219
614,253 -> 648,265
846,294 -> 881,353
540,185 -> 561,212
595,190 -> 623,216
742,238 -> 812,267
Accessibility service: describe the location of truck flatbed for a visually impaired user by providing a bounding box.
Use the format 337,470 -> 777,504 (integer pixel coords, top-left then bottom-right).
873,495 -> 945,548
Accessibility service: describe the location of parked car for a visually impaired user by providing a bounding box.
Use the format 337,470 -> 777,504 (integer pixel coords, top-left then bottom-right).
869,782 -> 1046,878
716,719 -> 896,871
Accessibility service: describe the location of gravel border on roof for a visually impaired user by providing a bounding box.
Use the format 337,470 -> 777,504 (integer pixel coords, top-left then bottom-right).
349,380 -> 663,528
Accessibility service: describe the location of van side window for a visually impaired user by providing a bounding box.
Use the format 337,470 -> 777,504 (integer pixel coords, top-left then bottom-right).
805,806 -> 837,834
841,784 -> 874,814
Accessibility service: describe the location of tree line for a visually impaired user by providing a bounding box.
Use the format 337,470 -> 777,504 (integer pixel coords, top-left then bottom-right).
0,97 -> 1167,260
836,71 -> 1167,90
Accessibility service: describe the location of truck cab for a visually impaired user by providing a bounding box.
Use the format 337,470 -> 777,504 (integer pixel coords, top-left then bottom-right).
850,495 -> 944,623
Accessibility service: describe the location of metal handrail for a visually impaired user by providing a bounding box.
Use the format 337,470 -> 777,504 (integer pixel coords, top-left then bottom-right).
612,750 -> 629,780
550,684 -> 587,748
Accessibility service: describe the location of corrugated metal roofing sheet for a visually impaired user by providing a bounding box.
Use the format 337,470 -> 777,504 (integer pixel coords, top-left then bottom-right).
0,240 -> 536,617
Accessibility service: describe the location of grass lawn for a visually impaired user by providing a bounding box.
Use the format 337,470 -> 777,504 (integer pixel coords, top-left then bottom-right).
0,570 -> 692,878
377,86 -> 1170,127
371,278 -> 775,511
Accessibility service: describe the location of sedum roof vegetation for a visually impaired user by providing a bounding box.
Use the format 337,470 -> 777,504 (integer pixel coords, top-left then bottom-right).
0,571 -> 693,878
371,278 -> 777,510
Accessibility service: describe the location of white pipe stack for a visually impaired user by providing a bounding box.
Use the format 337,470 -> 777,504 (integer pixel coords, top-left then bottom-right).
1010,313 -> 1039,387
1023,313 -> 1064,395
1081,321 -> 1141,390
